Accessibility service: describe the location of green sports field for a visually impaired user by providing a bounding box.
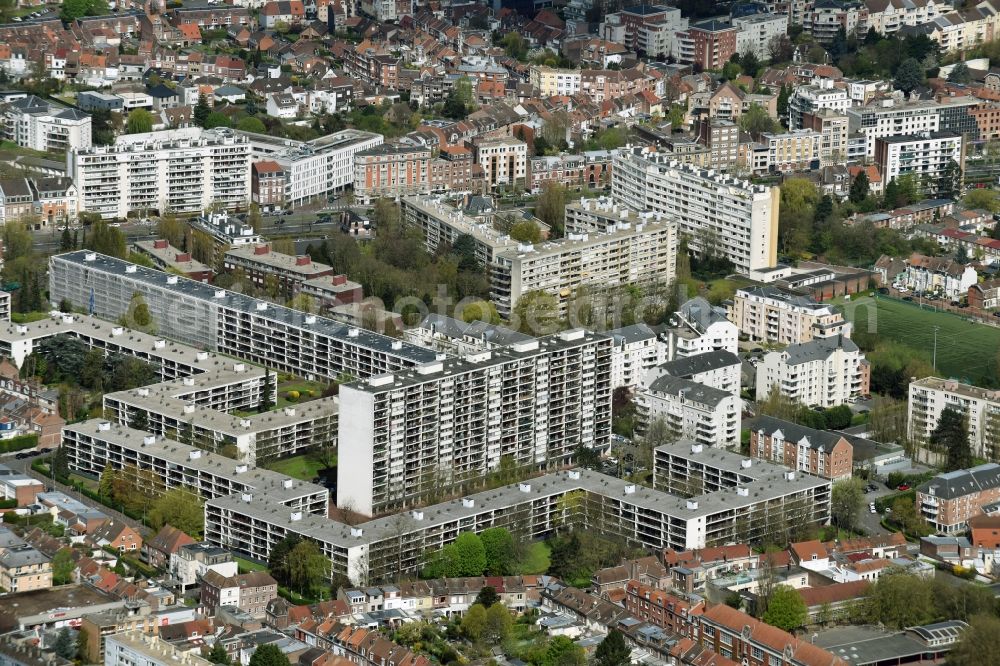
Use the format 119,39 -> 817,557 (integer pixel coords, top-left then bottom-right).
840,295 -> 1000,383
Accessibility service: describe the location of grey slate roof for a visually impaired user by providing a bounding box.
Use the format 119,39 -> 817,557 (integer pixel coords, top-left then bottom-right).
918,463 -> 1000,501
781,336 -> 859,365
609,323 -> 657,346
647,375 -> 730,408
657,350 -> 740,378
676,296 -> 727,333
748,415 -> 846,452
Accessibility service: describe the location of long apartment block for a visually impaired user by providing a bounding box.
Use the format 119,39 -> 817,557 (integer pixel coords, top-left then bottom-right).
338,328 -> 613,516
68,127 -> 251,219
611,148 -> 779,273
61,419 -> 329,516
49,251 -> 440,381
205,440 -> 830,585
908,377 -> 1000,461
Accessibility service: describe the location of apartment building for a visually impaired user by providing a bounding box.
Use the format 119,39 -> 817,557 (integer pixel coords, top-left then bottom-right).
169,543 -> 236,592
401,195 -> 520,269
608,323 -> 668,391
611,149 -> 779,273
733,13 -> 789,58
697,604 -> 846,665
132,240 -> 214,283
749,415 -> 854,480
756,336 -> 870,408
648,350 -> 741,396
801,108 -> 850,165
474,137 -> 527,189
337,328 -> 613,515
251,160 -> 286,212
698,119 -> 741,171
788,83 -> 851,131
49,251 -> 439,381
223,244 -> 334,298
0,95 -> 92,153
240,129 -> 383,206
600,5 -> 687,58
662,296 -> 740,359
916,464 -> 1000,534
205,449 -> 829,584
490,213 -> 678,317
638,375 -> 740,448
848,100 -> 941,158
909,377 -> 1000,461
528,66 -> 582,97
875,132 -> 964,197
0,528 -> 50,593
527,154 -> 586,193
677,19 -> 738,70
353,144 -> 432,203
866,0 -> 945,34
69,127 -> 250,219
61,419 -> 329,514
728,286 -> 850,344
105,633 -> 212,666
803,0 -> 868,43
201,570 -> 277,617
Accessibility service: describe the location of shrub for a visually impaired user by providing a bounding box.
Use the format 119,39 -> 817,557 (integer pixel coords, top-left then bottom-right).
0,434 -> 38,454
286,390 -> 300,401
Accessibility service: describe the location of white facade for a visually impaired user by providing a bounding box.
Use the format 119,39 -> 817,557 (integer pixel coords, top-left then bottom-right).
105,633 -> 212,666
241,129 -> 383,206
847,100 -> 941,158
609,324 -> 668,390
909,377 -> 1000,460
875,132 -> 964,192
728,286 -> 850,345
639,375 -> 740,448
664,297 -> 740,359
169,547 -> 239,590
529,66 -> 583,97
475,137 -> 527,189
611,149 -> 779,272
788,83 -> 851,131
1,98 -> 92,153
756,336 -> 869,408
733,13 -> 789,59
865,0 -> 945,34
69,127 -> 250,219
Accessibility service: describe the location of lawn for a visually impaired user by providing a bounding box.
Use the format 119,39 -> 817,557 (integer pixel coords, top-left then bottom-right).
235,556 -> 268,573
267,453 -> 330,482
276,380 -> 326,409
517,541 -> 550,575
838,295 -> 1000,383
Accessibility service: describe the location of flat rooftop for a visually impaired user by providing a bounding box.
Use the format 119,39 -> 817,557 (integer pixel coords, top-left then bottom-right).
133,240 -> 213,274
402,195 -> 521,252
64,419 -> 328,504
0,585 -> 117,631
224,245 -> 334,277
911,376 -> 1000,401
51,251 -> 439,365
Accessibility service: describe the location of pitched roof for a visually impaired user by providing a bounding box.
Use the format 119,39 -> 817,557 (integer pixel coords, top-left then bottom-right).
749,415 -> 847,452
701,604 -> 848,665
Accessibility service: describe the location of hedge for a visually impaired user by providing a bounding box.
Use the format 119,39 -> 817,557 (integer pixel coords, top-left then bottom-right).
0,434 -> 38,454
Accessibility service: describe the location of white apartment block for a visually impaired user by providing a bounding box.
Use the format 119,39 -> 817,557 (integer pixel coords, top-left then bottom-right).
0,292 -> 9,324
663,297 -> 739,359
491,214 -> 678,317
756,336 -> 870,408
865,0 -> 945,34
646,350 -> 742,396
1,95 -> 92,153
69,128 -> 249,219
728,286 -> 851,345
105,633 -> 212,666
48,251 -> 439,381
401,195 -> 520,268
909,377 -> 1000,460
474,137 -> 527,189
787,83 -> 851,131
847,100 -> 941,158
638,375 -> 740,448
874,132 -> 964,194
733,13 -> 789,59
61,419 -> 329,514
169,543 -> 238,592
611,149 -> 779,273
528,66 -> 582,97
240,129 -> 383,206
204,446 -> 830,584
608,323 -> 668,391
337,329 -> 612,516
758,129 -> 822,173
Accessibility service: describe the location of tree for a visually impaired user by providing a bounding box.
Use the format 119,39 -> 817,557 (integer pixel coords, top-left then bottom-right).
512,290 -> 563,335
236,116 -> 267,133
739,103 -> 779,138
535,182 -> 567,236
541,111 -> 571,149
208,643 -> 231,666
762,585 -> 808,632
149,488 -> 204,537
452,233 -> 480,272
194,94 -> 212,127
85,220 -> 127,258
51,548 -> 75,585
484,603 -> 513,644
503,32 -> 528,60
53,628 -> 76,660
948,614 -> 1000,666
849,170 -> 870,203
865,573 -> 936,628
475,585 -> 502,610
543,636 -> 587,666
777,83 -> 792,121
268,535 -> 302,586
963,188 -> 1000,213
450,532 -> 487,576
481,527 -> 516,576
204,112 -> 232,129
948,62 -> 972,84
894,57 -> 925,94
595,629 -> 631,666
288,540 -> 330,599
60,0 -> 105,21
126,109 -> 153,134
248,644 -> 290,666
461,603 -> 487,640
509,219 -> 541,244
933,407 -> 972,471
831,478 -> 864,533
443,77 -> 473,119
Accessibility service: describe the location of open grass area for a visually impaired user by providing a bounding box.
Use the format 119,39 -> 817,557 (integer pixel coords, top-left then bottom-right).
235,556 -> 268,573
517,541 -> 550,575
267,454 -> 330,481
839,295 -> 1000,383
276,380 -> 326,408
